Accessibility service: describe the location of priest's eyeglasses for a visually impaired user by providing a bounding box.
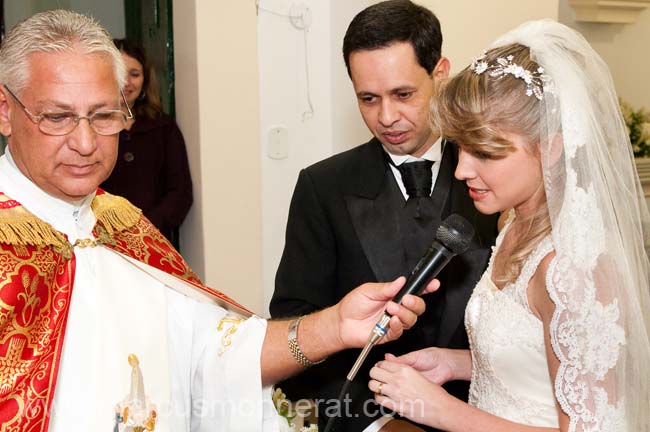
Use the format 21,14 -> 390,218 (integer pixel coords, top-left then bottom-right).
4,86 -> 134,136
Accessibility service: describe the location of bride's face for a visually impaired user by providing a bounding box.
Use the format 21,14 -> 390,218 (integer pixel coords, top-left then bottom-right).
455,132 -> 545,217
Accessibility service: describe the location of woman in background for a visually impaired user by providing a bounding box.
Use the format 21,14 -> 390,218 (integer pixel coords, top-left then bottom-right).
102,39 -> 193,246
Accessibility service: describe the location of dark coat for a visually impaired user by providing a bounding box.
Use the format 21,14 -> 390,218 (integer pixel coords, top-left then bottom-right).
101,113 -> 193,242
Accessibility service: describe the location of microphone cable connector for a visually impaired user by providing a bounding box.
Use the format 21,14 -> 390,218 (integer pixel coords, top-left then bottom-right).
346,312 -> 391,381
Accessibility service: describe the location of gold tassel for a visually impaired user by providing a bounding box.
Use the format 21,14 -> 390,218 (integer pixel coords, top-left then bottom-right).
0,211 -> 67,249
0,192 -> 140,256
92,192 -> 142,235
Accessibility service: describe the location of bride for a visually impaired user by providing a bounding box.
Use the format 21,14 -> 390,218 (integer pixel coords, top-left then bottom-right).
368,19 -> 650,432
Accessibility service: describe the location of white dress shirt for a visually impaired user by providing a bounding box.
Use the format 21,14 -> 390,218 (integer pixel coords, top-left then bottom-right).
385,137 -> 444,200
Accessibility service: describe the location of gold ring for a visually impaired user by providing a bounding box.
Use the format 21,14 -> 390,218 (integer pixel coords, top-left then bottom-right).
377,382 -> 384,396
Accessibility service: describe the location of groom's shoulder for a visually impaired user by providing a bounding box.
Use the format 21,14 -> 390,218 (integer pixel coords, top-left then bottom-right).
305,138 -> 381,178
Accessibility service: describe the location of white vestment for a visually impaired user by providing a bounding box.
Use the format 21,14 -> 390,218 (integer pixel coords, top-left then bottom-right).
0,152 -> 279,431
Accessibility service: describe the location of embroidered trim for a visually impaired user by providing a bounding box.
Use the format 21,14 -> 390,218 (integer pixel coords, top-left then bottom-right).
217,317 -> 244,356
0,193 -> 20,209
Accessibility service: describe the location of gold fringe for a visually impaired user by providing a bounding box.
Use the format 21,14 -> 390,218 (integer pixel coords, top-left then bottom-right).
0,192 -> 140,257
0,210 -> 67,250
91,192 -> 142,235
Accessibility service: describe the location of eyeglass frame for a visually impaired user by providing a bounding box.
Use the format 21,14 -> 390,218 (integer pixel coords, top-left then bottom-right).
3,85 -> 134,136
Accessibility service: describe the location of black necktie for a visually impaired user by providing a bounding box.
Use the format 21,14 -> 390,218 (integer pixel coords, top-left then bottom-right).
396,160 -> 434,219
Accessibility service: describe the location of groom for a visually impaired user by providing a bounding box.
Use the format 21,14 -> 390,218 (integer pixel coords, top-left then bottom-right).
271,1 -> 498,431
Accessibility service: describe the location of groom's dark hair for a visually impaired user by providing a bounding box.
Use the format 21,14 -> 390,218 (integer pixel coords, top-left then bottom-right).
342,0 -> 442,76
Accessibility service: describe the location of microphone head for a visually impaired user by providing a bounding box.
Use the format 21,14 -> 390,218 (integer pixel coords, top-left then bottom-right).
436,214 -> 475,254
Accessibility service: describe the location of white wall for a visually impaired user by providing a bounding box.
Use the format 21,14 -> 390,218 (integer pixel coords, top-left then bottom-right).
422,0 -> 559,72
330,0 -> 375,154
559,0 -> 650,109
258,0 -> 335,316
175,0 -> 264,315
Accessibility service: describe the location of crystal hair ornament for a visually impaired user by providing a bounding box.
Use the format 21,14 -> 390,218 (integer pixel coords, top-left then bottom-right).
470,51 -> 551,100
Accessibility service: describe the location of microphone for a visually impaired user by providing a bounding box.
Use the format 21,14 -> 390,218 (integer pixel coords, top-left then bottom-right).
322,214 -> 475,432
346,213 -> 475,382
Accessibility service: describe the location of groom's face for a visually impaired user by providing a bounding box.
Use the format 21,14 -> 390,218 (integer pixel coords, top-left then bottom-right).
349,42 -> 448,158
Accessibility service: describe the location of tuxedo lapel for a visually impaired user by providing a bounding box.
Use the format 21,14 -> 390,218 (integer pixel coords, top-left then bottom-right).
343,139 -> 408,282
344,177 -> 407,283
343,140 -> 459,283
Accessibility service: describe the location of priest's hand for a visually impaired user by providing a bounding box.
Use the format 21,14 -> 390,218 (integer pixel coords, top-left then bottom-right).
261,277 -> 439,386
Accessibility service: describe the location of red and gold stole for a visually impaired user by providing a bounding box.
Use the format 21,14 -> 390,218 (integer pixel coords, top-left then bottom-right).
0,190 -> 249,431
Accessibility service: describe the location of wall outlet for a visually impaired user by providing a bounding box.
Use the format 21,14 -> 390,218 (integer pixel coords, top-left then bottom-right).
268,126 -> 289,159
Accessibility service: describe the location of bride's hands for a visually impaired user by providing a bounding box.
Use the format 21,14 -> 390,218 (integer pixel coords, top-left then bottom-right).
368,360 -> 451,429
383,347 -> 472,385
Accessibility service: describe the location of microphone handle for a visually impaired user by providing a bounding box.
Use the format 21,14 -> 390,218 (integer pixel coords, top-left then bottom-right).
391,241 -> 455,305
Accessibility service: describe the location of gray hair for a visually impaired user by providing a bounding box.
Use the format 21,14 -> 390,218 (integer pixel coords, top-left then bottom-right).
0,9 -> 125,93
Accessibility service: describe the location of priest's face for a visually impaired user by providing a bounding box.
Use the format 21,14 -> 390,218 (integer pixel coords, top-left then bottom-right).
0,49 -> 121,203
349,42 -> 449,158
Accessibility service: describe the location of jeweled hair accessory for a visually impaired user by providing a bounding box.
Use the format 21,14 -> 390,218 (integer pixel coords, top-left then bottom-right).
471,51 -> 551,100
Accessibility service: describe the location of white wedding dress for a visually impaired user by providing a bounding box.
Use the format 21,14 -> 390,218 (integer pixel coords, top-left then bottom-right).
445,20 -> 649,432
464,215 -> 559,428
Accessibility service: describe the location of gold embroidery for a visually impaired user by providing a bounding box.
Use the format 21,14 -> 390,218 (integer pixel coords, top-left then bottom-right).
217,317 -> 243,356
0,193 -> 142,430
0,338 -> 35,395
0,244 -> 73,430
17,269 -> 40,325
111,217 -> 200,282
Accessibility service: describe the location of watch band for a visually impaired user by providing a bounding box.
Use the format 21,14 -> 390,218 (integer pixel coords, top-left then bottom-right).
288,316 -> 325,368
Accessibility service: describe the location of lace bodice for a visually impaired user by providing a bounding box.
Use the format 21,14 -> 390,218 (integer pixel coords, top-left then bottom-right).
465,218 -> 559,427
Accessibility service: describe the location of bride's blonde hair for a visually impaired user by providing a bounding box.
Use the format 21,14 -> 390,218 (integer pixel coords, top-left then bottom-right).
431,43 -> 551,285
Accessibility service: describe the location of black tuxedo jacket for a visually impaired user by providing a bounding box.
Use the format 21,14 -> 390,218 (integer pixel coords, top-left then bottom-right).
271,138 -> 498,431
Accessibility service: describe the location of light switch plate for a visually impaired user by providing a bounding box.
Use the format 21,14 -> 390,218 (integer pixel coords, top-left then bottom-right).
268,126 -> 289,159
